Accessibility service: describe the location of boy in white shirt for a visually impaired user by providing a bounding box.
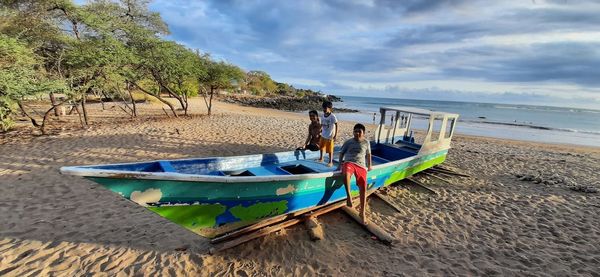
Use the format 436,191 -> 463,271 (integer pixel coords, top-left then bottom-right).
318,101 -> 338,167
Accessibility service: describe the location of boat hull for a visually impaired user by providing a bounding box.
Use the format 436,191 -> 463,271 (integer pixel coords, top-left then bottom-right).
87,149 -> 447,237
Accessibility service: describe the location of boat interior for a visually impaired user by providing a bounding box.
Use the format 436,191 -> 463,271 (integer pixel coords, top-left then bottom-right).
90,142 -> 421,177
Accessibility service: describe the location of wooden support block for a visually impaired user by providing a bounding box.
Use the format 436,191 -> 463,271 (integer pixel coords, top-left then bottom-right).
373,192 -> 403,213
304,216 -> 324,241
341,206 -> 395,245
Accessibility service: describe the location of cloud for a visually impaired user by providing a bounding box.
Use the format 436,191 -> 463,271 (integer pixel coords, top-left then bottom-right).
147,0 -> 600,109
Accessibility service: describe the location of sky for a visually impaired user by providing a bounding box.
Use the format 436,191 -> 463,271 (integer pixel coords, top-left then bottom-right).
131,1 -> 600,109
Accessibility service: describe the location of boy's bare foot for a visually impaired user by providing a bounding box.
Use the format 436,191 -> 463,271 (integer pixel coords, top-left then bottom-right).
317,159 -> 324,163
327,162 -> 333,167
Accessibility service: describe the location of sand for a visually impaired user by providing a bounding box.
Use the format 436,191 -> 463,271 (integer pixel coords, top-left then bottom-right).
1,98 -> 599,276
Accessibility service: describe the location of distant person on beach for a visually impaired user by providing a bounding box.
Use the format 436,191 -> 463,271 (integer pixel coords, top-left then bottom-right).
319,101 -> 338,167
372,113 -> 376,124
338,123 -> 372,224
298,110 -> 321,151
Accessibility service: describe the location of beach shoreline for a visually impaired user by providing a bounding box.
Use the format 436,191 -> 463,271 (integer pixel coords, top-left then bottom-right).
1,99 -> 599,276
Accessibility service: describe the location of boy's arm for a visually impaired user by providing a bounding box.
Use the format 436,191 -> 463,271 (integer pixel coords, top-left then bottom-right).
303,126 -> 311,147
333,122 -> 338,140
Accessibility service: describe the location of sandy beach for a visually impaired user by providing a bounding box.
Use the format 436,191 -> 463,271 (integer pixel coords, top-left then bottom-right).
1,99 -> 599,276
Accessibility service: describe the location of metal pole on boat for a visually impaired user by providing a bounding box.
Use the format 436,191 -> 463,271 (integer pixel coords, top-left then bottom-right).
390,111 -> 401,144
377,108 -> 386,144
405,114 -> 412,138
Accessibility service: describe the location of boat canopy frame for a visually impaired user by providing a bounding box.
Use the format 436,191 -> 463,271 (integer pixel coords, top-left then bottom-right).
374,106 -> 459,155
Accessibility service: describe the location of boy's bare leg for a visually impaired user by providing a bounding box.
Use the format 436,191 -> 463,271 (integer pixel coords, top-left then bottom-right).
317,149 -> 324,163
343,173 -> 353,208
327,152 -> 333,167
359,184 -> 368,225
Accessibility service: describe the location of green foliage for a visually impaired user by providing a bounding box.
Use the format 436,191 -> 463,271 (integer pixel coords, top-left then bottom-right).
245,70 -> 278,96
200,60 -> 245,92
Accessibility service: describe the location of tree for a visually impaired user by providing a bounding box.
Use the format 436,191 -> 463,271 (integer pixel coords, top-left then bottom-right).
135,39 -> 204,116
0,34 -> 65,133
245,70 -> 277,96
199,60 -> 245,116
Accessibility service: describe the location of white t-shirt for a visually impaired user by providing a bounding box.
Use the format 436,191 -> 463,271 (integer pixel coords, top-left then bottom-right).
320,113 -> 338,139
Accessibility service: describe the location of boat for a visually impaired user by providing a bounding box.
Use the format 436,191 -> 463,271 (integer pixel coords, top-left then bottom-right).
60,107 -> 459,238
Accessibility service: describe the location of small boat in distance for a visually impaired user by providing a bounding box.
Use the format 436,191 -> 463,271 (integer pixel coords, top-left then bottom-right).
60,107 -> 459,238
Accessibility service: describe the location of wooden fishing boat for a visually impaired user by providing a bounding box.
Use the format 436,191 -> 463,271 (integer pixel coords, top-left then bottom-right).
60,107 -> 459,237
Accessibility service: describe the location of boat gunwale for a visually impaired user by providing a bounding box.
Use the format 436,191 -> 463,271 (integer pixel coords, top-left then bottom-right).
59,147 -> 449,183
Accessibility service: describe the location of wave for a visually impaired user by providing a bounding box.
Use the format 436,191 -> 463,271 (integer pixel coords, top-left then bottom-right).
462,119 -> 600,135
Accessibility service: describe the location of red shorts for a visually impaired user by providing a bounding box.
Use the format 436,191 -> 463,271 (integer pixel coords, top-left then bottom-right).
342,162 -> 367,189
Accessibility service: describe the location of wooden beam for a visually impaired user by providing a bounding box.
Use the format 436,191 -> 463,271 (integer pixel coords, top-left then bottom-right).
209,218 -> 302,254
404,178 -> 438,195
211,199 -> 348,244
373,192 -> 403,213
421,171 -> 453,184
210,189 -> 381,252
430,167 -> 470,177
341,206 -> 396,245
435,165 -> 471,177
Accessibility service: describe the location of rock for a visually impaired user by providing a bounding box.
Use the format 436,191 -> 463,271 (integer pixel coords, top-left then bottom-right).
220,95 -> 358,112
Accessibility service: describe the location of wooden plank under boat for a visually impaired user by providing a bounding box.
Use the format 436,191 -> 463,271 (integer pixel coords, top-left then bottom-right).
60,107 -> 459,238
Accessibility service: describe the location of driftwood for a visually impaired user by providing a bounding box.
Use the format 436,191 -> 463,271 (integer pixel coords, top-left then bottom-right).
341,206 -> 396,245
373,191 -> 403,212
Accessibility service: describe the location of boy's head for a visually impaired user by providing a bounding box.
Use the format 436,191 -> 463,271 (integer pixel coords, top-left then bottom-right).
322,101 -> 333,114
308,110 -> 319,122
353,123 -> 366,140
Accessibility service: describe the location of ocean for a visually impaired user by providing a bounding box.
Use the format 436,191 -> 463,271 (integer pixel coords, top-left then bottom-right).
327,96 -> 600,147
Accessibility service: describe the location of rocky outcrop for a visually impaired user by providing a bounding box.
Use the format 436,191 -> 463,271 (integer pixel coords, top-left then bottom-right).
220,95 -> 358,113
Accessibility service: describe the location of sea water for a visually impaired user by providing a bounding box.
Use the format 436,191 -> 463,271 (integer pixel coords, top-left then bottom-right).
328,96 -> 600,147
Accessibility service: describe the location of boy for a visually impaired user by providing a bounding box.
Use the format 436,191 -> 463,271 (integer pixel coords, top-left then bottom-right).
300,110 -> 321,151
319,101 -> 338,167
338,123 -> 372,224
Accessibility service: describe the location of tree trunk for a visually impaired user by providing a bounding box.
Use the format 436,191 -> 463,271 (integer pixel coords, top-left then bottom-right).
81,94 -> 89,127
16,101 -> 40,127
49,92 -> 59,117
160,81 -> 187,113
130,81 -> 178,117
208,86 -> 215,116
127,86 -> 137,117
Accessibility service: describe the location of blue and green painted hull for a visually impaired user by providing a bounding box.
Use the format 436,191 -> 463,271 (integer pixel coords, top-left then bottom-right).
81,148 -> 447,237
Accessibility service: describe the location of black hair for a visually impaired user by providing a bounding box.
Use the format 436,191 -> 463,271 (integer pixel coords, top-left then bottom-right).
309,110 -> 318,116
353,123 -> 366,132
322,101 -> 333,109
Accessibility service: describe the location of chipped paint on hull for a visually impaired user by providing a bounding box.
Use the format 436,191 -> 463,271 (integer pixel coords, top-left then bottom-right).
230,200 -> 288,221
87,150 -> 447,238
